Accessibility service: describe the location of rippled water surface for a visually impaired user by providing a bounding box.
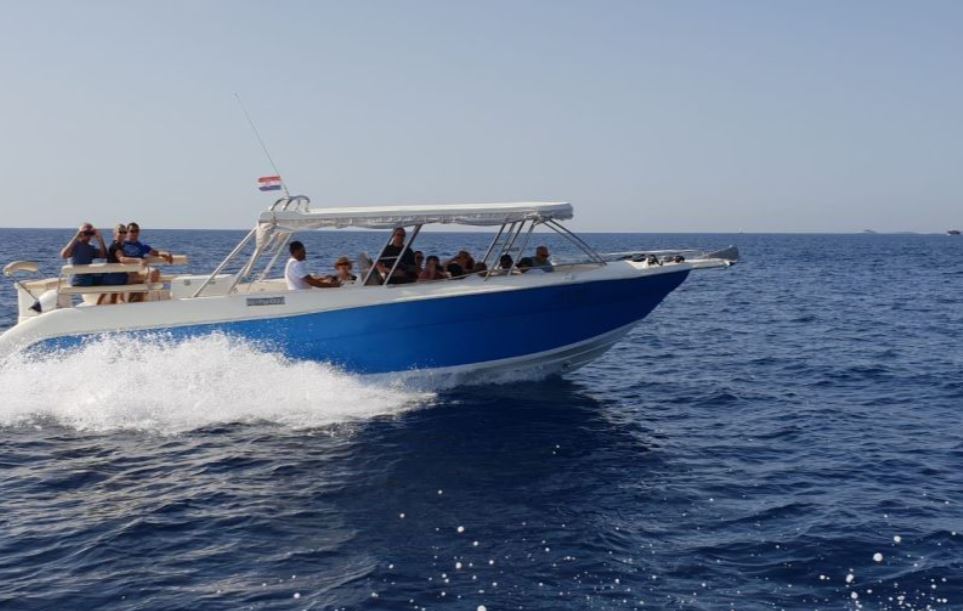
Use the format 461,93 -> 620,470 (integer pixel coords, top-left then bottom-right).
1,229 -> 960,610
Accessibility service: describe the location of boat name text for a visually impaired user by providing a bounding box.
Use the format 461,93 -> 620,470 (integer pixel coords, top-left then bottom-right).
246,296 -> 286,307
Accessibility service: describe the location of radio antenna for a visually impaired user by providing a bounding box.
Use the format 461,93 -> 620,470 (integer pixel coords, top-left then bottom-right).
234,92 -> 290,198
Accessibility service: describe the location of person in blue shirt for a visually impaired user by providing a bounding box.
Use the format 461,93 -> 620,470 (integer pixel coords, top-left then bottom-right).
123,222 -> 172,301
59,222 -> 107,286
122,222 -> 171,262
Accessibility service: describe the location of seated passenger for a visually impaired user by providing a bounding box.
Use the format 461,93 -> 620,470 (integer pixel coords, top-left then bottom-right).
516,257 -> 535,273
456,250 -> 475,272
333,256 -> 357,284
413,251 -> 425,275
418,255 -> 447,281
123,222 -> 172,302
472,261 -> 488,275
123,222 -> 173,267
60,223 -> 107,287
378,227 -> 417,283
532,245 -> 554,271
445,261 -> 464,278
285,241 -> 340,289
445,250 -> 474,277
498,254 -> 514,273
99,223 -> 132,305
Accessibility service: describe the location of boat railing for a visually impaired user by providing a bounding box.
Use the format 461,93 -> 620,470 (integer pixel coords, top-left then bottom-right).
269,195 -> 311,213
57,254 -> 188,300
5,254 -> 190,322
600,246 -> 740,265
477,217 -> 607,279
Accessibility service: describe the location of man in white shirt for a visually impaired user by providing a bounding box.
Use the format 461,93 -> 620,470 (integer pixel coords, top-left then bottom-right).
285,241 -> 340,290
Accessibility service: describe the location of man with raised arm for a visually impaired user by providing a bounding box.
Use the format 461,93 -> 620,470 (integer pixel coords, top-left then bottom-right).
60,222 -> 107,287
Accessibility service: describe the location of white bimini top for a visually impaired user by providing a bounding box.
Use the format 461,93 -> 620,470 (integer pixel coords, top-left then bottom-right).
258,201 -> 573,231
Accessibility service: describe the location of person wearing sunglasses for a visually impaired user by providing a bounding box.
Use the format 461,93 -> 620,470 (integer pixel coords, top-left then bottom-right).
376,227 -> 418,284
121,222 -> 172,263
60,222 -> 106,287
122,222 -> 172,302
98,224 -> 134,304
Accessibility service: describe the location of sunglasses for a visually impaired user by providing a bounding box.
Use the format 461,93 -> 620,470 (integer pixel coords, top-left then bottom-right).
81,230 -> 95,236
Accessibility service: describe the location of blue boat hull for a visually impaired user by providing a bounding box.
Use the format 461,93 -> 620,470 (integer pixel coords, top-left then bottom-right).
33,270 -> 689,374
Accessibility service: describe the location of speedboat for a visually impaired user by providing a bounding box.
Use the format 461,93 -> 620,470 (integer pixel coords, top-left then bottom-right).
1,197 -> 737,381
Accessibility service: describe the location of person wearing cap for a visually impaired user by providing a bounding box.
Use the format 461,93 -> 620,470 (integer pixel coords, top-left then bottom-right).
60,222 -> 107,287
332,256 -> 357,285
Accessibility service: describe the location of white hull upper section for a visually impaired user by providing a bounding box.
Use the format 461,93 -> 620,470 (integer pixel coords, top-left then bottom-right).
1,260 -> 698,358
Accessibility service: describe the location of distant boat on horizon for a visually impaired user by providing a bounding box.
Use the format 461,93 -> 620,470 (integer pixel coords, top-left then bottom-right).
948,229 -> 961,236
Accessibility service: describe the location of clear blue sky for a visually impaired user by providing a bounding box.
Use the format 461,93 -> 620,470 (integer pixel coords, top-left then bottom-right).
1,1 -> 960,232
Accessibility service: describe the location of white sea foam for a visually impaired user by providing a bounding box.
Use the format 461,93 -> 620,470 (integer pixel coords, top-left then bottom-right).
0,333 -> 432,434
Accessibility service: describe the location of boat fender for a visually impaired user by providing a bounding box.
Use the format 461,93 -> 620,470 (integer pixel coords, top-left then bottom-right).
36,289 -> 60,313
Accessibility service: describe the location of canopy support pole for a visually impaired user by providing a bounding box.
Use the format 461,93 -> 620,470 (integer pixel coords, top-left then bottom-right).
502,221 -> 525,258
256,232 -> 291,281
490,220 -> 535,277
191,227 -> 256,298
363,232 -> 397,286
484,221 -> 518,280
545,219 -> 607,264
227,243 -> 263,294
483,221 -> 523,280
479,222 -> 507,269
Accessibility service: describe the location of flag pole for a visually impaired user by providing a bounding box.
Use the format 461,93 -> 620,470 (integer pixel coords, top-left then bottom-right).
235,92 -> 290,198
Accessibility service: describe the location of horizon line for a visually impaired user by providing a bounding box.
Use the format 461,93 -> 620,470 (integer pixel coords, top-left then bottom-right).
0,226 -> 956,236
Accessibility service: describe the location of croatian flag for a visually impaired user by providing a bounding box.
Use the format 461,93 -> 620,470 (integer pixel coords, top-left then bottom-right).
257,175 -> 283,191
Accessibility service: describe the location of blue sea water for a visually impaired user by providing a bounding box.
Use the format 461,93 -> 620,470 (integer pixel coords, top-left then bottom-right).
0,228 -> 960,610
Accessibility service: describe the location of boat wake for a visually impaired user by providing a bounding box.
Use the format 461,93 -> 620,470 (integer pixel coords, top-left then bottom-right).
0,333 -> 434,434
